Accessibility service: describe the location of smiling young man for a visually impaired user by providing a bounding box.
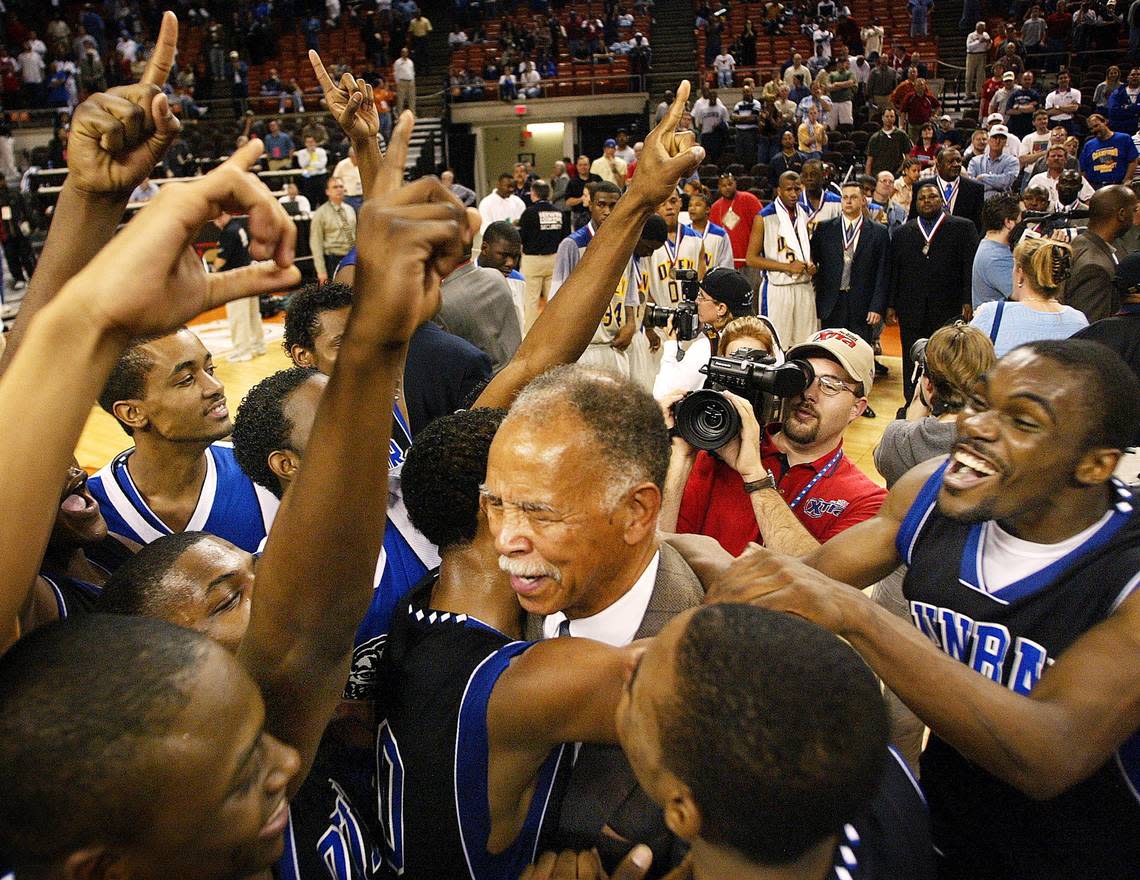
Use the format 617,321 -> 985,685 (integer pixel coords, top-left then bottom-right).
89,327 -> 279,553
706,339 -> 1140,880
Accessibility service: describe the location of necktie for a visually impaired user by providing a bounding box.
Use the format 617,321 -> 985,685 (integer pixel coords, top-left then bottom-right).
557,618 -> 572,637
944,183 -> 953,201
840,224 -> 854,290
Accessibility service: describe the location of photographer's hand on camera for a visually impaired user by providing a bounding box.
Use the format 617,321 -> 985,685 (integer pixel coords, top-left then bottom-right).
658,387 -> 699,532
714,391 -> 765,482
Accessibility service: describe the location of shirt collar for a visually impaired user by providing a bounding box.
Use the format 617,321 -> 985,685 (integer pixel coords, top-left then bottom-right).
543,550 -> 660,646
762,425 -> 844,474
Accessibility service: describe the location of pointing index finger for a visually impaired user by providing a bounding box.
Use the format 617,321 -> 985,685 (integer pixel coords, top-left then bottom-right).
661,79 -> 691,135
140,10 -> 178,87
309,50 -> 335,95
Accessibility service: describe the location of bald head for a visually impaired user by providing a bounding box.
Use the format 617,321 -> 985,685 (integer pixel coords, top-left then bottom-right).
1089,185 -> 1139,237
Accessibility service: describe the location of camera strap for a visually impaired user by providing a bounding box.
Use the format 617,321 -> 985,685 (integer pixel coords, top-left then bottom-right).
787,448 -> 844,510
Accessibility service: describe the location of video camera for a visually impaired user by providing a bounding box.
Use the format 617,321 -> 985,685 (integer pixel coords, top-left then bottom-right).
671,348 -> 815,450
1013,209 -> 1089,246
643,268 -> 704,341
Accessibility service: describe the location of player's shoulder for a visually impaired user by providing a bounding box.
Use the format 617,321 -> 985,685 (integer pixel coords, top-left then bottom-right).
823,190 -> 842,203
759,201 -> 779,217
707,221 -> 728,236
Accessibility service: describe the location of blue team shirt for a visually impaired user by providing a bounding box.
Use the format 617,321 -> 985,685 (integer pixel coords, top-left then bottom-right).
1080,132 -> 1139,186
87,442 -> 278,553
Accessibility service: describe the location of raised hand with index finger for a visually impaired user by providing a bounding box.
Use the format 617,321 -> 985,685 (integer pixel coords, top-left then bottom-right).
309,50 -> 380,143
66,10 -> 182,197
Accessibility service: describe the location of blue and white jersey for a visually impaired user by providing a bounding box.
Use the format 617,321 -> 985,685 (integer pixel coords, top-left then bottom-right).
798,188 -> 842,235
374,577 -> 569,880
88,442 -> 278,554
899,461 -> 1140,878
550,222 -> 595,298
692,221 -> 734,273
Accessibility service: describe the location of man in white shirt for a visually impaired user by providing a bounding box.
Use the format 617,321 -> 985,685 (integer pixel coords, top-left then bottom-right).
332,145 -> 363,209
988,71 -> 1016,120
861,19 -> 885,57
714,50 -> 736,87
984,112 -> 1022,157
590,139 -> 629,188
478,172 -> 527,233
17,41 -> 44,106
613,129 -> 637,165
1019,109 -> 1054,168
784,52 -> 811,89
393,46 -> 415,114
965,22 -> 991,97
277,180 -> 312,217
1045,70 -> 1081,134
1028,145 -> 1095,207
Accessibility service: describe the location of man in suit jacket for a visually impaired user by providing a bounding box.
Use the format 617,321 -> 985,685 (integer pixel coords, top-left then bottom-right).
485,365 -> 703,874
908,146 -> 985,233
891,180 -> 980,402
1066,184 -> 1138,322
811,180 -> 891,346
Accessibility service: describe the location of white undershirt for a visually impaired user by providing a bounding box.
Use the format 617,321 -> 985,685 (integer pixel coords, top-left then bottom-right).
543,550 -> 660,646
979,510 -> 1114,593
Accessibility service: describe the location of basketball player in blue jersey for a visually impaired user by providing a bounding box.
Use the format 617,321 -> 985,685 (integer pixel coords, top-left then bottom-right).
707,339 -> 1140,879
88,326 -> 279,552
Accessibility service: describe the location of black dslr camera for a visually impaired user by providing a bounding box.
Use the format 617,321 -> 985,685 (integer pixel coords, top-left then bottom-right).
643,268 -> 703,341
672,348 -> 815,450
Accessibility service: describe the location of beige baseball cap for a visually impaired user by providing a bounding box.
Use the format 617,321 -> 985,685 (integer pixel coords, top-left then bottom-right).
787,328 -> 876,394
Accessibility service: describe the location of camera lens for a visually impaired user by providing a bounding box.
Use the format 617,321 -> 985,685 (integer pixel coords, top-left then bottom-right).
674,389 -> 742,451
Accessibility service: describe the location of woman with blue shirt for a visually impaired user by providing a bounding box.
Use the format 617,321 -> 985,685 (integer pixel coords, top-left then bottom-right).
970,237 -> 1088,356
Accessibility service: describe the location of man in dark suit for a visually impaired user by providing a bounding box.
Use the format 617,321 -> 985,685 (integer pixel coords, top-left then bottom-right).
812,180 -> 891,345
1066,184 -> 1138,322
891,179 -> 979,402
485,365 -> 703,875
334,260 -> 496,435
908,146 -> 985,233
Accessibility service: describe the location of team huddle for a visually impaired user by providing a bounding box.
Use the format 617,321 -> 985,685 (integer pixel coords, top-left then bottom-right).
0,12 -> 1137,880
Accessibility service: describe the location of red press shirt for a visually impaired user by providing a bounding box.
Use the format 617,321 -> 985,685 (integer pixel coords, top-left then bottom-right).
677,426 -> 887,556
709,191 -> 762,268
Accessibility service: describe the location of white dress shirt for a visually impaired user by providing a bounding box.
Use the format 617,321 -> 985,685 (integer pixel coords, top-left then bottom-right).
393,55 -> 415,82
542,551 -> 660,646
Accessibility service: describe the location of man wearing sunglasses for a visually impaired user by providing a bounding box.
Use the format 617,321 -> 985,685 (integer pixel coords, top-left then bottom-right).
666,328 -> 887,556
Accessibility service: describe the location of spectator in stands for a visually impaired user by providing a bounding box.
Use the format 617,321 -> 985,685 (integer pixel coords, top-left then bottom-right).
972,193 -> 1019,307
988,71 -> 1017,120
797,79 -> 832,124
1045,70 -> 1081,134
731,83 -> 765,166
548,159 -> 570,209
278,180 -> 311,217
827,48 -> 857,128
770,129 -> 807,184
798,105 -> 828,160
1029,145 -> 1093,206
394,47 -> 415,114
309,177 -> 356,285
1095,64 -> 1123,111
1019,110 -> 1054,169
479,172 -> 527,233
441,169 -> 476,207
784,52 -> 811,88
1005,71 -> 1043,139
901,78 -> 939,140
710,172 -> 763,278
910,123 -> 939,168
980,62 -> 1006,115
965,22 -> 991,98
969,125 -> 1021,199
1108,66 -> 1140,136
589,139 -> 627,189
128,177 -> 160,203
333,146 -> 363,211
226,51 -> 248,116
565,155 -> 601,230
1081,112 -> 1140,186
867,54 -> 897,111
693,89 -> 730,162
263,119 -> 295,171
17,40 -> 45,107
296,134 -> 328,208
498,68 -> 517,101
1067,185 -> 1138,321
78,44 -> 105,96
871,171 -> 909,230
519,61 -> 542,98
409,9 -> 432,67
714,48 -> 736,87
772,82 -> 798,128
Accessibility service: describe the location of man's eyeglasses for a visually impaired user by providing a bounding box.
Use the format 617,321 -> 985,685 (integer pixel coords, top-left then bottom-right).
813,374 -> 859,397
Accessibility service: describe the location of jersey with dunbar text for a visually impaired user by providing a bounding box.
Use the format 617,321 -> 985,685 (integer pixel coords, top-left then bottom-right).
551,223 -> 639,345
646,225 -> 706,307
897,462 -> 1140,879
88,442 -> 279,553
374,576 -> 569,880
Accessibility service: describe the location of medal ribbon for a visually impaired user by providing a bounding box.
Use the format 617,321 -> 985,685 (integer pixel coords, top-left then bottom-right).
843,216 -> 863,251
918,212 -> 946,250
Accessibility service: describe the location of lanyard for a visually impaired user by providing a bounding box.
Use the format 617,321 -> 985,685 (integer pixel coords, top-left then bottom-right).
787,449 -> 844,510
842,216 -> 863,251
